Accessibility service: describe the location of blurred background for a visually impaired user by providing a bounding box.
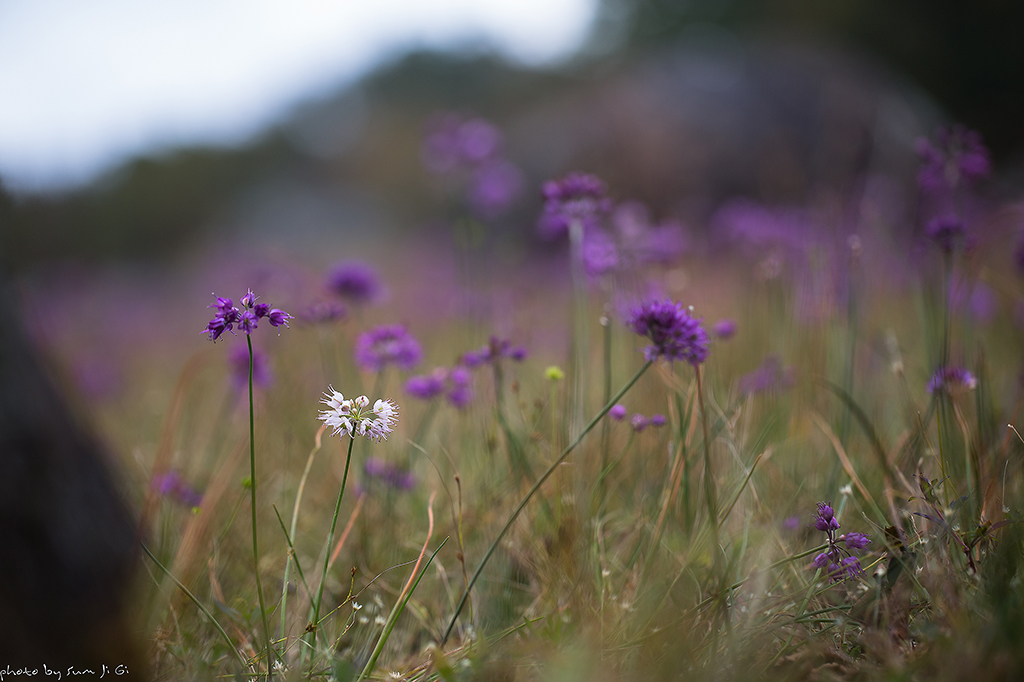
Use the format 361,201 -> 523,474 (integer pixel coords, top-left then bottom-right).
2,0 -> 1023,394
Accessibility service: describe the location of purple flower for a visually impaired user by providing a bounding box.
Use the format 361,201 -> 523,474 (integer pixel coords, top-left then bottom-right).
840,556 -> 863,579
582,228 -> 619,278
738,355 -> 794,395
842,532 -> 872,550
203,290 -> 289,341
445,366 -> 474,408
421,113 -> 503,174
363,457 -> 416,492
468,159 -> 523,218
538,172 -> 612,240
355,325 -> 422,372
713,318 -> 737,340
813,552 -> 830,569
813,502 -> 839,532
631,414 -> 649,432
916,125 -> 991,193
627,299 -> 710,365
405,369 -> 446,400
229,344 -> 272,390
300,301 -> 347,325
461,336 -> 527,367
609,404 -> 627,421
364,457 -> 389,478
927,366 -> 977,394
925,215 -> 966,253
328,261 -> 383,304
152,471 -> 203,508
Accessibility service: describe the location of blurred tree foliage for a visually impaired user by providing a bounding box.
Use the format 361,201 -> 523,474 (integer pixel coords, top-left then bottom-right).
598,0 -> 1024,161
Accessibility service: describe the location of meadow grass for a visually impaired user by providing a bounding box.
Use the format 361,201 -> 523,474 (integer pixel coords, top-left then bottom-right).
120,142 -> 1024,681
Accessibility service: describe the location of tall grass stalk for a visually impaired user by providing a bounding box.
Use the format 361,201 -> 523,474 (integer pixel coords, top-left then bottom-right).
246,335 -> 274,680
441,359 -> 654,645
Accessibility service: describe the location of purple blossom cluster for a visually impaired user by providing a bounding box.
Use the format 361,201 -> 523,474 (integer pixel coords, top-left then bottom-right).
916,125 -> 991,194
461,336 -> 527,368
608,404 -> 666,432
738,355 -> 794,396
627,299 -> 710,365
152,470 -> 203,509
712,318 -> 737,340
202,289 -> 292,341
363,457 -> 416,492
927,366 -> 977,394
538,172 -> 612,240
421,112 -> 523,218
925,215 -> 966,254
810,502 -> 871,583
327,261 -> 383,305
355,325 -> 422,372
405,366 -> 474,408
611,202 -> 689,266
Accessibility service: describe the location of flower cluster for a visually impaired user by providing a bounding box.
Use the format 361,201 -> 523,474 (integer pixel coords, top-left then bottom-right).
925,215 -> 966,254
152,470 -> 203,509
421,112 -> 523,218
626,299 -> 710,365
299,301 -> 347,326
916,125 -> 991,193
355,325 -> 422,372
608,404 -> 666,431
404,366 -> 473,408
363,457 -> 416,492
738,355 -> 794,396
927,366 -> 977,395
461,336 -> 527,367
202,289 -> 292,341
327,261 -> 383,305
538,172 -> 611,239
811,502 -> 870,583
318,388 -> 399,442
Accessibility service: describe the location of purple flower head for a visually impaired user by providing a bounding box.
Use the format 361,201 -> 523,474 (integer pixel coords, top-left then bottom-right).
355,325 -> 422,372
925,215 -> 966,253
813,552 -> 829,569
713,318 -> 737,340
461,336 -> 527,367
738,355 -> 794,396
839,556 -> 863,579
582,228 -> 619,278
842,532 -> 872,550
364,457 -> 389,478
229,343 -> 272,390
421,113 -> 503,174
927,366 -> 977,394
152,471 -> 203,509
609,404 -> 627,421
203,290 -> 289,341
813,502 -> 838,532
650,414 -> 667,427
468,159 -> 523,218
631,414 -> 649,432
538,172 -> 612,240
445,366 -> 474,408
300,301 -> 347,325
267,308 -> 293,329
405,368 -> 447,400
916,125 -> 991,193
363,457 -> 416,492
627,299 -> 710,365
327,261 -> 383,304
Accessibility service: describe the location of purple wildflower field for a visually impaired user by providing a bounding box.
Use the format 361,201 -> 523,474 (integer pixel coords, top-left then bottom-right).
6,21 -> 1024,682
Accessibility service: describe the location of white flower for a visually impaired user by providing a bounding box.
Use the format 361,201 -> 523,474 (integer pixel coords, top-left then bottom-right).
319,386 -> 399,442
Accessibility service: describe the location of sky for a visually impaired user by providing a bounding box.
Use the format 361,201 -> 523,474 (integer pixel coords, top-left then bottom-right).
0,0 -> 597,193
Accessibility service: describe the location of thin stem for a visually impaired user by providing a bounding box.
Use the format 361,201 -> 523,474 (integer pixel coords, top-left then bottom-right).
310,435 -> 356,665
696,366 -> 719,553
247,335 -> 274,680
440,359 -> 653,645
141,543 -> 251,674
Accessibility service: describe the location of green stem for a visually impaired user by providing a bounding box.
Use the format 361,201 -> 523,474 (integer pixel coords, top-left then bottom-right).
696,366 -> 719,553
247,335 -> 274,680
440,359 -> 653,645
141,543 -> 251,674
309,436 -> 356,665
